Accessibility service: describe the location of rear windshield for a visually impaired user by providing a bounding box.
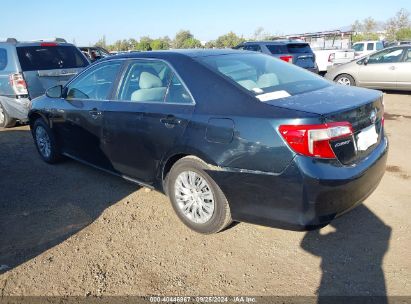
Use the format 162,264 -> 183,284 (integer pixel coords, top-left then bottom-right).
267,43 -> 312,54
16,45 -> 89,71
198,53 -> 329,97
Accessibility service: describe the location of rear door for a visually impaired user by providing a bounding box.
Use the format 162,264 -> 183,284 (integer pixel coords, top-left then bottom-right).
103,59 -> 194,183
16,44 -> 89,99
356,47 -> 405,89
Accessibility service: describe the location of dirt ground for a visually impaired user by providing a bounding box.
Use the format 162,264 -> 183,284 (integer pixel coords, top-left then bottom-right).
0,92 -> 410,297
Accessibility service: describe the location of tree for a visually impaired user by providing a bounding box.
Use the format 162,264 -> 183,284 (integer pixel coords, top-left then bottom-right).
396,27 -> 411,40
385,8 -> 411,41
214,31 -> 245,48
95,35 -> 107,48
150,37 -> 170,50
137,36 -> 152,51
363,17 -> 377,34
351,20 -> 363,33
173,30 -> 201,49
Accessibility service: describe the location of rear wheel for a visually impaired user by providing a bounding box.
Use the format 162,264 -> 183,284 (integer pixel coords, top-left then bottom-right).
33,119 -> 61,163
167,156 -> 232,234
0,103 -> 16,128
335,74 -> 356,86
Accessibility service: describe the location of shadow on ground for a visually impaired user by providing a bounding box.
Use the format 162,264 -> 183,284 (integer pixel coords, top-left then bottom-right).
301,205 -> 392,303
0,128 -> 139,273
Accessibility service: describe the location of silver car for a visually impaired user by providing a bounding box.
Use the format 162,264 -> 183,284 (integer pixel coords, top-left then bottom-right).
325,45 -> 411,91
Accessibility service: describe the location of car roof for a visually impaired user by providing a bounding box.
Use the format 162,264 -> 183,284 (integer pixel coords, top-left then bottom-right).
242,40 -> 307,45
107,48 -> 250,60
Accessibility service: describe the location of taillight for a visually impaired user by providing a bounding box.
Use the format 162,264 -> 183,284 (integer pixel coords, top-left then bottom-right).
279,122 -> 353,159
9,73 -> 28,95
328,53 -> 335,62
40,42 -> 57,47
279,55 -> 293,63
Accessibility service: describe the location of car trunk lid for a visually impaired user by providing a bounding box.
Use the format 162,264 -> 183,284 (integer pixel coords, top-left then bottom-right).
265,85 -> 384,164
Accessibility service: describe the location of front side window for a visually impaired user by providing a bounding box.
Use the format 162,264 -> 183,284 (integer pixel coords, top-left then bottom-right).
118,60 -> 193,104
0,49 -> 7,70
368,48 -> 405,64
198,53 -> 329,97
66,61 -> 121,100
353,43 -> 364,52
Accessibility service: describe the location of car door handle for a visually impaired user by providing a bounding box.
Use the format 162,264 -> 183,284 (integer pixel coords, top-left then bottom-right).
89,108 -> 102,119
160,115 -> 181,128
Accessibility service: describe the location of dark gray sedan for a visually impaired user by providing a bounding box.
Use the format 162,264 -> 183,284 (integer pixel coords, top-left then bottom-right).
29,50 -> 388,234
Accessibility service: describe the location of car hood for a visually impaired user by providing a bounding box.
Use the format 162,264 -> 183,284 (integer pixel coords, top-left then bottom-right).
264,84 -> 382,116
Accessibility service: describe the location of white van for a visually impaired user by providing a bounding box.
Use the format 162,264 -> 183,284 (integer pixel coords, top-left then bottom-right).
353,41 -> 384,58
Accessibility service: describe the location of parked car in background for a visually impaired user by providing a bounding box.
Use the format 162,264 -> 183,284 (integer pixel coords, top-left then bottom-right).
325,45 -> 411,90
0,38 -> 89,128
352,41 -> 384,58
79,46 -> 111,62
234,41 -> 318,73
29,49 -> 387,234
312,48 -> 355,74
384,40 -> 411,48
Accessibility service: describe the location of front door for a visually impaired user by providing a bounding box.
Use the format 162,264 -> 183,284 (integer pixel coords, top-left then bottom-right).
356,47 -> 405,89
53,60 -> 123,169
103,59 -> 195,183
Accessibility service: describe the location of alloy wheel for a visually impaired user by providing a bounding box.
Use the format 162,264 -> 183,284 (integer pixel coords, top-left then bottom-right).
337,77 -> 352,86
35,126 -> 52,158
174,171 -> 215,224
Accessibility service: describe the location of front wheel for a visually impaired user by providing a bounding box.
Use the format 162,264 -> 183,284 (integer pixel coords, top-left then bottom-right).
167,156 -> 232,234
33,119 -> 61,163
335,74 -> 356,86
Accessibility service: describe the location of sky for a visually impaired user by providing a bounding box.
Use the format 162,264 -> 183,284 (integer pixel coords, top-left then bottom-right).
1,0 -> 410,46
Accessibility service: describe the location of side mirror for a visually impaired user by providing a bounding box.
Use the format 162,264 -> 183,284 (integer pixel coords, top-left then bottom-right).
46,85 -> 63,98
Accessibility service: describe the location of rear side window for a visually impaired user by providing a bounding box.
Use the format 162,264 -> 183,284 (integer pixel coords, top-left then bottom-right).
367,43 -> 374,51
266,44 -> 288,54
0,48 -> 7,70
376,42 -> 384,50
118,60 -> 193,104
286,43 -> 312,54
16,45 -> 89,71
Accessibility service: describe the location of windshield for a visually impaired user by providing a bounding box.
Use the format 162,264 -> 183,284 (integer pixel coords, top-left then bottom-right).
17,45 -> 89,71
198,53 -> 329,97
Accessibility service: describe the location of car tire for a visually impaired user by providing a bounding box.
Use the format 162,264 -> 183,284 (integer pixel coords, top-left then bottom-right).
33,118 -> 61,164
167,156 -> 232,234
0,103 -> 16,128
335,74 -> 356,86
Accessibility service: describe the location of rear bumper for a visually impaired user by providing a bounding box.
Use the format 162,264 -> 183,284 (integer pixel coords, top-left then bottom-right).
0,96 -> 30,121
208,136 -> 388,231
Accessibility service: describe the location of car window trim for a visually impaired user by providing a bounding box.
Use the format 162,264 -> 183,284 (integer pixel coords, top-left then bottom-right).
63,59 -> 126,102
112,58 -> 196,106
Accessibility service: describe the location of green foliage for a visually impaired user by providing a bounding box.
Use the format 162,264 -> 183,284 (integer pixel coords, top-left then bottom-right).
213,32 -> 245,48
95,36 -> 107,48
150,37 -> 171,50
172,30 -> 201,49
396,27 -> 411,40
